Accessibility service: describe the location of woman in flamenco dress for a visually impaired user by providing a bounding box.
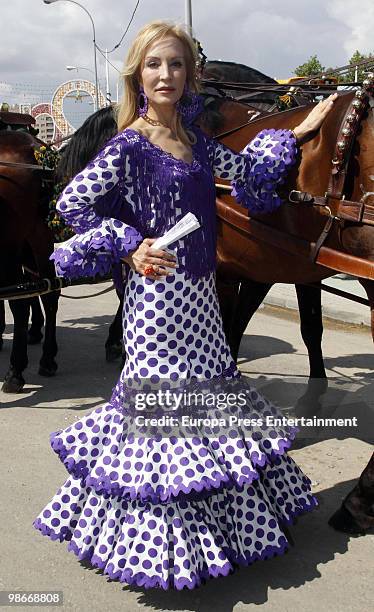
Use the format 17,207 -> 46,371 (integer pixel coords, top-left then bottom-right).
33,21 -> 337,589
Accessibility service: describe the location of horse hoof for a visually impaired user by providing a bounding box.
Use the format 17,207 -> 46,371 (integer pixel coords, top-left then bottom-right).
27,330 -> 43,345
105,343 -> 123,362
328,506 -> 368,535
38,361 -> 58,377
1,369 -> 25,393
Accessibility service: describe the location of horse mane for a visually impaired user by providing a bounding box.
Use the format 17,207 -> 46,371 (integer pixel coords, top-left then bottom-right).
203,60 -> 277,84
198,95 -> 235,133
202,61 -> 279,110
55,106 -> 117,183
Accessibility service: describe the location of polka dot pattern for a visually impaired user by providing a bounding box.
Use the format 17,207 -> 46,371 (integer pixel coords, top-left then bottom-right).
37,124 -> 306,589
34,267 -> 317,589
120,270 -> 234,382
34,464 -> 316,590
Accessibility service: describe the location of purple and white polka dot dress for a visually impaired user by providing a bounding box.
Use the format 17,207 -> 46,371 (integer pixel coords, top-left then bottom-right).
33,126 -> 317,590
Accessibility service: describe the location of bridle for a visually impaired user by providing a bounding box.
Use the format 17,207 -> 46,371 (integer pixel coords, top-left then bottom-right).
286,73 -> 374,261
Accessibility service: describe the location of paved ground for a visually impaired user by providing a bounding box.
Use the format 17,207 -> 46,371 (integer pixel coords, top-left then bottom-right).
0,282 -> 373,612
264,274 -> 370,327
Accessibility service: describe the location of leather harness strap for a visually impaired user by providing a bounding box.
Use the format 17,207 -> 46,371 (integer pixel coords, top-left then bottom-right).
288,191 -> 374,227
309,216 -> 335,262
216,197 -> 374,280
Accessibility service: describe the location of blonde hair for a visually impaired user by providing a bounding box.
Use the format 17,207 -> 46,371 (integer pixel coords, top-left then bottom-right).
116,20 -> 200,145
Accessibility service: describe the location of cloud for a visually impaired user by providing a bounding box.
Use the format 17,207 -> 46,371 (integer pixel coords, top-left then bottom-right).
0,0 -> 370,113
327,0 -> 374,56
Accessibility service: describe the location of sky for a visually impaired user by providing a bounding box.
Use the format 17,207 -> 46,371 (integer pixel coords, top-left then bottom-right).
1,0 -> 374,128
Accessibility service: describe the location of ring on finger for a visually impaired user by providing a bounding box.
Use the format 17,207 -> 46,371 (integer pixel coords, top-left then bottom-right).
144,265 -> 155,276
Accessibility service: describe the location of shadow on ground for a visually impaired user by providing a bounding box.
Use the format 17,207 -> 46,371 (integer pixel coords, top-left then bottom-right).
0,315 -> 121,409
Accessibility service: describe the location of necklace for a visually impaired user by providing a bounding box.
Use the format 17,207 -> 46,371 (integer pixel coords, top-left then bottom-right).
142,113 -> 171,130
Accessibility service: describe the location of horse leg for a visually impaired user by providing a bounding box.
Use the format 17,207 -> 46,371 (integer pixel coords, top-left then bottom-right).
230,279 -> 273,361
2,298 -> 30,393
216,276 -> 272,362
295,283 -> 327,379
215,277 -> 240,357
25,222 -> 59,377
38,291 -> 59,377
28,297 -> 44,344
0,301 -> 5,350
105,292 -> 124,362
359,278 -> 374,341
329,452 -> 374,534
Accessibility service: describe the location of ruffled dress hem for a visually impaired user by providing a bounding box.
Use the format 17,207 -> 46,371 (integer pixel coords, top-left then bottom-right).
33,495 -> 317,590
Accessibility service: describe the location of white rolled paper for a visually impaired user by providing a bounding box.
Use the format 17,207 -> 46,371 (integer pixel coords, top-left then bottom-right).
150,213 -> 201,251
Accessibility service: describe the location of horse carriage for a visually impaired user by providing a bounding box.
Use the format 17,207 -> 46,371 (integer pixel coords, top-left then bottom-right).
0,61 -> 373,534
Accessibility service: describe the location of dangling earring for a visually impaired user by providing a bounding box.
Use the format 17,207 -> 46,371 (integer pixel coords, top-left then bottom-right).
137,86 -> 148,117
176,84 -> 203,126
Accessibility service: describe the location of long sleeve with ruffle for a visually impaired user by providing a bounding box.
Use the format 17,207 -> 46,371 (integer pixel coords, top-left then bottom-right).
51,140 -> 143,281
204,128 -> 297,214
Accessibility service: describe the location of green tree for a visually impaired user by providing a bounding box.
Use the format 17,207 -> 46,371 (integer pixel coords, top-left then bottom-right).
343,50 -> 374,82
294,55 -> 325,77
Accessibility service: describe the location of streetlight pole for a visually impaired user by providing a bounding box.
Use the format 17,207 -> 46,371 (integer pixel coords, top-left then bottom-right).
105,49 -> 111,105
185,0 -> 192,34
43,0 -> 100,111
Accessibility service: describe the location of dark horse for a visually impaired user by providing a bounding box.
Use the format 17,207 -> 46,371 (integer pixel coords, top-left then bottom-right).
202,59 -> 280,113
328,451 -> 374,534
0,128 -> 59,392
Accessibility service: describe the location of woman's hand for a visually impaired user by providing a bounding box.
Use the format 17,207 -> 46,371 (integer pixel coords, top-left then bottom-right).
121,238 -> 177,280
293,92 -> 338,142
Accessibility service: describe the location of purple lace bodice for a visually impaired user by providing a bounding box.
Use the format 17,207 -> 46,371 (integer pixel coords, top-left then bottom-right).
51,126 -> 297,286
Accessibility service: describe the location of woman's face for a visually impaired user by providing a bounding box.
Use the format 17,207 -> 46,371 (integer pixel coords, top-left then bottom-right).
140,36 -> 187,109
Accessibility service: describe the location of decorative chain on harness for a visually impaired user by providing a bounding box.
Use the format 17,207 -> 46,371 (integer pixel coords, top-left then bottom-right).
331,74 -> 374,174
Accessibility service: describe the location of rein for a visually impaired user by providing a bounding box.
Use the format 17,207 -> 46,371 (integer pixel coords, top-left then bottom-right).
0,276 -> 115,301
0,160 -> 52,171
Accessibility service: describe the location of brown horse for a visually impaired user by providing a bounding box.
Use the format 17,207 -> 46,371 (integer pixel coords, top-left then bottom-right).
0,129 -> 59,392
215,89 -> 374,378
